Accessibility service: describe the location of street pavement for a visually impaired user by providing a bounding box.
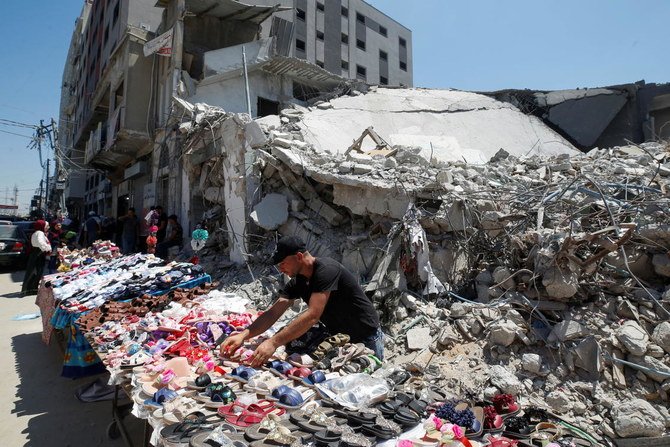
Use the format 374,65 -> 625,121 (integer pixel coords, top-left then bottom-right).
0,267 -> 144,447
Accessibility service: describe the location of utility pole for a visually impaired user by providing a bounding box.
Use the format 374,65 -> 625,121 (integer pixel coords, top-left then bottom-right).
38,179 -> 44,216
45,159 -> 50,218
13,185 -> 18,217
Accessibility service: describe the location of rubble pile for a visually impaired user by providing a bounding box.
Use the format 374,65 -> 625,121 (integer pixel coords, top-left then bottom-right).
179,95 -> 670,442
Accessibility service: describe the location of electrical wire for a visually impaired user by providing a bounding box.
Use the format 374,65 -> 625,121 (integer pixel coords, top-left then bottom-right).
0,128 -> 35,139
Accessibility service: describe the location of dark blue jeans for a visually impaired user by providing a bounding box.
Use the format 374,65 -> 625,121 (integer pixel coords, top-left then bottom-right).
361,327 -> 385,361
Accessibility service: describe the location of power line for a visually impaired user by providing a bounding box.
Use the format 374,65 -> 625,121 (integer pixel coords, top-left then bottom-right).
0,118 -> 37,128
0,128 -> 34,139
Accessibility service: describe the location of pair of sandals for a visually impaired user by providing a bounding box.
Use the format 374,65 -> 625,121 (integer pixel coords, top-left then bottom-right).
226,365 -> 259,383
312,333 -> 350,359
269,384 -> 313,408
377,392 -> 428,429
217,400 -> 286,428
332,408 -> 402,441
198,382 -> 237,405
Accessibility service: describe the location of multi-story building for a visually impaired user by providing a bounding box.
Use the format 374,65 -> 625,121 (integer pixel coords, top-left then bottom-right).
60,0 -> 412,238
255,0 -> 413,87
59,0 -> 162,220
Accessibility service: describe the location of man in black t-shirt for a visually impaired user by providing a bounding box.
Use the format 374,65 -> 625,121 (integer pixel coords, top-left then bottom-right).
220,236 -> 384,366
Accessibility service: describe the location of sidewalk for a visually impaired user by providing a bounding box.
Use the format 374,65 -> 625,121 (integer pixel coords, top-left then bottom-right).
0,268 -> 144,447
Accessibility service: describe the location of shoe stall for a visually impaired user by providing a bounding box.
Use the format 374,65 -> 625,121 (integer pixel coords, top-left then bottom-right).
34,243 -> 597,447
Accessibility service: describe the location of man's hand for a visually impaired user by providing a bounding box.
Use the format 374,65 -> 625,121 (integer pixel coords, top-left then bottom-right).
248,339 -> 278,368
219,332 -> 245,357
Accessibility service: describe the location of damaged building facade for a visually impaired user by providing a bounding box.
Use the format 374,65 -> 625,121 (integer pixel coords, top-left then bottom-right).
59,0 -> 413,230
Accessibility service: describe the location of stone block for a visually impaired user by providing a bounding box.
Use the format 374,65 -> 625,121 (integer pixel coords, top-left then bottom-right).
272,146 -> 304,174
353,163 -> 374,175
542,266 -> 578,299
488,365 -> 522,394
338,162 -> 354,174
347,152 -> 374,165
652,321 -> 670,353
612,398 -> 665,438
250,193 -> 288,230
406,327 -> 432,351
489,320 -> 519,347
616,320 -> 649,356
244,121 -> 267,148
652,253 -> 670,278
522,353 -> 543,374
549,319 -> 587,343
306,198 -> 345,226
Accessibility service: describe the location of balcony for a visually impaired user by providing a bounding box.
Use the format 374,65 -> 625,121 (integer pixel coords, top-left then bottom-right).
84,105 -> 151,169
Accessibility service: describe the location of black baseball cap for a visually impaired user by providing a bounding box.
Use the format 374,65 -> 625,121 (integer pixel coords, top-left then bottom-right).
272,236 -> 306,264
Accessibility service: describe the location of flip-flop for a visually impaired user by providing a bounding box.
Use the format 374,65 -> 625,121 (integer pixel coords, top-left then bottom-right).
189,431 -> 247,447
244,413 -> 304,441
289,404 -> 342,433
286,367 -> 311,380
225,403 -> 284,428
264,361 -> 293,377
248,424 -> 298,447
225,366 -> 259,383
276,387 -> 314,409
287,353 -> 314,368
302,370 -> 327,387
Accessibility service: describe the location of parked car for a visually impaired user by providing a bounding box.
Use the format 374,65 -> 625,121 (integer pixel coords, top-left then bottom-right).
0,220 -> 13,225
0,225 -> 28,268
15,221 -> 36,242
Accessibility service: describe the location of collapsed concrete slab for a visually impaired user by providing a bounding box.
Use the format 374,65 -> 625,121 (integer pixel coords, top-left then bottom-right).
294,88 -> 579,164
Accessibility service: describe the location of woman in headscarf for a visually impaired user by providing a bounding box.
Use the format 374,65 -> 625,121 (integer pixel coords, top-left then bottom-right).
21,220 -> 51,296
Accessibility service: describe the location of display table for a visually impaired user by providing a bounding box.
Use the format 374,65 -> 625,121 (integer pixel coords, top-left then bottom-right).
36,261 -> 211,378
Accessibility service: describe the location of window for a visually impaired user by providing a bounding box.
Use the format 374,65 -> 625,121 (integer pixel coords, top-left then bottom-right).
316,30 -> 324,41
400,61 -> 407,71
316,2 -> 324,12
356,65 -> 366,81
341,33 -> 348,44
296,8 -> 306,21
379,50 -> 388,61
296,39 -> 306,52
316,60 -> 324,68
356,39 -> 366,51
379,26 -> 387,37
341,60 -> 349,70
399,37 -> 407,48
341,6 -> 348,17
356,12 -> 365,24
380,76 -> 388,85
257,97 -> 279,117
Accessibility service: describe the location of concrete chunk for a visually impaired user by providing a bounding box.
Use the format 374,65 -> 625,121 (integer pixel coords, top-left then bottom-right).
652,321 -> 670,353
306,198 -> 345,226
612,399 -> 665,438
250,193 -> 288,230
616,320 -> 649,356
244,121 -> 267,148
272,147 -> 304,174
406,327 -> 432,351
347,152 -> 374,165
652,253 -> 670,277
353,163 -> 374,174
548,319 -> 587,343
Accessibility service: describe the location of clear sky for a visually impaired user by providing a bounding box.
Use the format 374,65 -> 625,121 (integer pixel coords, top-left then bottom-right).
1,0 -> 668,214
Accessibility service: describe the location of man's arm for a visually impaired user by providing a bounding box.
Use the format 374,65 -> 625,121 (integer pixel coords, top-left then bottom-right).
220,296 -> 292,357
271,291 -> 329,347
234,297 -> 293,341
